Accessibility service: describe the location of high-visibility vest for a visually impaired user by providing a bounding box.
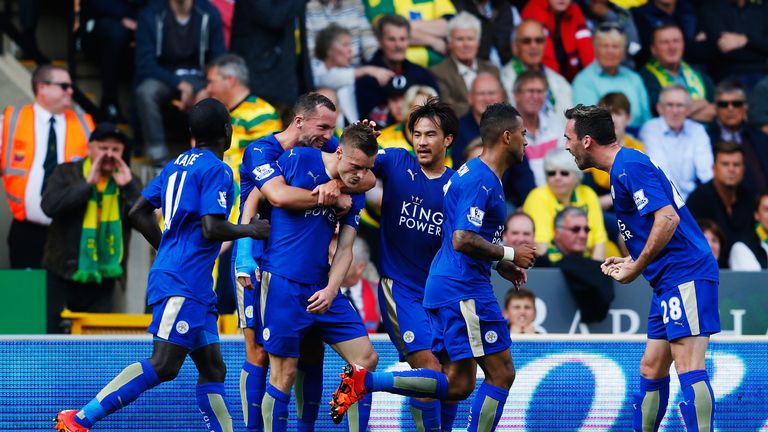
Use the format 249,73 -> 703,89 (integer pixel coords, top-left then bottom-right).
1,105 -> 93,221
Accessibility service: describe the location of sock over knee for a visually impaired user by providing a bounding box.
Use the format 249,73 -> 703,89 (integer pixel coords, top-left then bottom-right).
75,359 -> 160,428
632,375 -> 670,432
467,382 -> 508,432
262,384 -> 290,432
241,361 -> 267,432
365,369 -> 448,400
196,382 -> 233,432
678,370 -> 714,432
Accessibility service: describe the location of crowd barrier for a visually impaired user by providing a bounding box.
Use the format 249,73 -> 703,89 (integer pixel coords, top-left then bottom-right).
2,334 -> 766,431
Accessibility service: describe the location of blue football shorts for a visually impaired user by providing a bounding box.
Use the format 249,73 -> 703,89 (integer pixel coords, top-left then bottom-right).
378,277 -> 433,361
260,271 -> 369,358
647,279 -> 721,341
427,297 -> 511,362
147,296 -> 220,351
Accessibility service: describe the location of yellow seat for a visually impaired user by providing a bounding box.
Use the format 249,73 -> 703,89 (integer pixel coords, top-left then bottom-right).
61,309 -> 241,335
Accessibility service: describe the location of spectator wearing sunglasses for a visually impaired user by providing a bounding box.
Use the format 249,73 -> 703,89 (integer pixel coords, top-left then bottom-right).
572,24 -> 651,131
523,148 -> 608,261
582,0 -> 641,69
550,206 -> 615,323
549,206 -> 593,262
640,24 -> 716,123
521,0 -> 595,82
500,19 -> 573,124
709,80 -> 768,193
1,64 -> 94,271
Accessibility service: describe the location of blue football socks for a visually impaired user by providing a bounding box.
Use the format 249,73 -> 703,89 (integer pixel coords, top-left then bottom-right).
678,370 -> 714,432
365,368 -> 448,400
196,382 -> 233,432
632,375 -> 670,431
74,359 -> 160,428
467,382 -> 508,432
262,384 -> 290,432
241,361 -> 267,431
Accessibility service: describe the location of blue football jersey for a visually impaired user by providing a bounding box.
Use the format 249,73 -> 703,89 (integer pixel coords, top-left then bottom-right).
237,134 -> 340,263
374,148 -> 454,291
610,147 -> 719,290
142,148 -> 234,306
261,147 -> 364,286
424,158 -> 507,308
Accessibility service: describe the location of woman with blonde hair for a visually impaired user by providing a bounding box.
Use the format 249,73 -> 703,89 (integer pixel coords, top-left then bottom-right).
523,148 -> 608,260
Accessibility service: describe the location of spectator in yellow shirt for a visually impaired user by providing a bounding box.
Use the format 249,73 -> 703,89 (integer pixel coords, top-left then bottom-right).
523,148 -> 607,260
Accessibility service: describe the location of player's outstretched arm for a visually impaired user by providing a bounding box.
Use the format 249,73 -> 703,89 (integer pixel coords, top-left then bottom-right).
452,230 -> 537,268
307,225 -> 357,315
201,214 -> 270,242
128,196 -> 162,251
608,204 -> 680,283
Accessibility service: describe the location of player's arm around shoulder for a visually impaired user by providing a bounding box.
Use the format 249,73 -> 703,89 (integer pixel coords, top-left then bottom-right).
259,157 -> 318,210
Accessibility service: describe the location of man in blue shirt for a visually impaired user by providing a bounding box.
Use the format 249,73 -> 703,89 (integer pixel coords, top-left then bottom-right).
372,98 -> 456,431
258,123 -> 380,432
564,104 -> 720,432
233,93 -> 376,432
330,103 -> 536,432
233,93 -> 347,432
55,99 -> 271,432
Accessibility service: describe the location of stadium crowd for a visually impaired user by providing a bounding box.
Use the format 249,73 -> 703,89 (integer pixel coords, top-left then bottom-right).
0,1 -> 747,431
4,0 -> 768,329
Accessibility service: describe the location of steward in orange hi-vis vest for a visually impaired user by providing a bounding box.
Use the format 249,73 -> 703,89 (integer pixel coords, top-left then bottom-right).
1,105 -> 93,221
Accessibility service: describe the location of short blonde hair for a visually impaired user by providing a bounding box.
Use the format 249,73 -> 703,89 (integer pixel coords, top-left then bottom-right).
543,148 -> 583,183
403,85 -> 439,121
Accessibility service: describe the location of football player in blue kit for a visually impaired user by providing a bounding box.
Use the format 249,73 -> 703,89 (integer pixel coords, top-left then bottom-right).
371,97 -> 457,431
234,93 -> 377,432
233,93 -> 352,432
563,104 -> 720,432
331,103 -> 537,432
55,99 -> 271,432
257,122 -> 381,432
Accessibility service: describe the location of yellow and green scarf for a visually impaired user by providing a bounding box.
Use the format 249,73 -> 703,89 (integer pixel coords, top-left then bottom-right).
757,224 -> 768,245
71,157 -> 124,283
645,59 -> 707,101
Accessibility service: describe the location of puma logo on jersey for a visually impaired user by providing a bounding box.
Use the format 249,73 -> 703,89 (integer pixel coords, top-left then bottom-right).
406,168 -> 417,181
481,185 -> 492,195
307,170 -> 320,184
288,149 -> 296,157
